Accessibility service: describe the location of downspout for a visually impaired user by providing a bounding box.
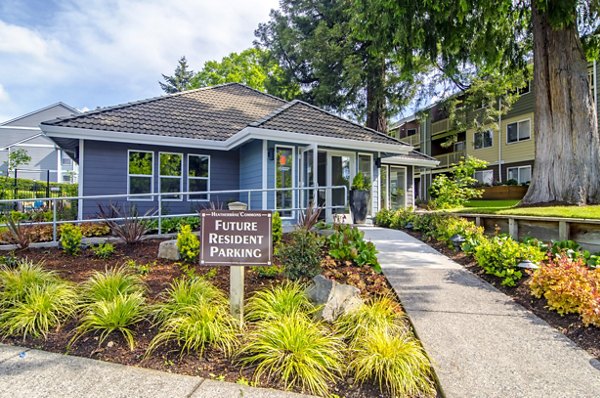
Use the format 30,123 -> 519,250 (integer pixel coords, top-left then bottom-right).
498,97 -> 502,182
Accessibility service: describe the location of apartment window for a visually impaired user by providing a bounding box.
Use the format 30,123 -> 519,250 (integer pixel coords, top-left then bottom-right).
159,152 -> 182,201
507,120 -> 531,143
474,170 -> 493,185
407,128 -> 417,136
61,151 -> 72,166
454,141 -> 466,152
474,130 -> 493,149
128,150 -> 153,200
507,166 -> 532,185
188,154 -> 210,201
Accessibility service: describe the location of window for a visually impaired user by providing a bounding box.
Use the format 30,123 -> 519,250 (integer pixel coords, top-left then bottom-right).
407,128 -> 417,136
62,174 -> 71,183
474,130 -> 493,149
159,152 -> 182,201
507,120 -> 531,143
454,141 -> 466,152
275,146 -> 294,217
358,153 -> 373,215
474,170 -> 493,185
128,150 -> 153,200
507,166 -> 532,185
188,154 -> 210,201
61,151 -> 72,166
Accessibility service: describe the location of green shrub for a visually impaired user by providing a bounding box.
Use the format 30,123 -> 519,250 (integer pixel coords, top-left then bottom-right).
280,229 -> 323,281
474,235 -> 546,287
328,225 -> 380,272
0,282 -> 78,339
349,327 -> 435,398
0,260 -> 61,307
91,242 -> 115,259
245,282 -> 315,322
80,267 -> 145,303
148,277 -> 236,356
335,295 -> 405,342
373,208 -> 394,228
438,217 -> 486,251
428,156 -> 487,209
412,213 -> 450,241
272,211 -> 283,255
177,225 -> 200,263
73,292 -> 147,350
252,265 -> 282,278
59,224 -> 83,255
351,171 -> 371,191
238,315 -> 343,396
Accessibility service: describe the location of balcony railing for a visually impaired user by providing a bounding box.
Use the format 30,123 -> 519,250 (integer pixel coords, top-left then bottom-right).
431,119 -> 449,135
398,132 -> 421,147
433,150 -> 466,168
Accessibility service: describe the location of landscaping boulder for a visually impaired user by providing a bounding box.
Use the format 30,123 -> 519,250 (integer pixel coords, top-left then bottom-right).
307,274 -> 364,322
158,240 -> 180,260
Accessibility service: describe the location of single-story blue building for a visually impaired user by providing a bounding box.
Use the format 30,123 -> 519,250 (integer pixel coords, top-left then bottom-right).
40,83 -> 437,222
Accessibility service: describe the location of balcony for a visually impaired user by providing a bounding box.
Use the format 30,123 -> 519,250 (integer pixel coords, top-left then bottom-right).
398,132 -> 421,147
431,118 -> 449,135
433,150 -> 466,168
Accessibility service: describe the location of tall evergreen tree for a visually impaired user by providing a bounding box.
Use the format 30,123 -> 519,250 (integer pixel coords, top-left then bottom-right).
354,0 -> 600,205
255,0 -> 420,132
159,56 -> 194,94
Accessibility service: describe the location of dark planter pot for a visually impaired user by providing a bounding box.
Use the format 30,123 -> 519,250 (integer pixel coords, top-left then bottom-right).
350,189 -> 370,224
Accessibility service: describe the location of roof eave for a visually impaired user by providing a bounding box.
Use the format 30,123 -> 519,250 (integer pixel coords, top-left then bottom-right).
382,155 -> 439,167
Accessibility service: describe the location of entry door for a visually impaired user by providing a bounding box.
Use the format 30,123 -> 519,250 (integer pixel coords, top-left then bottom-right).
300,147 -> 315,208
326,152 -> 354,220
389,166 -> 407,209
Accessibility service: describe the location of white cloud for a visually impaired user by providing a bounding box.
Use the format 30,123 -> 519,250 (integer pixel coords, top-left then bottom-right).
0,0 -> 279,118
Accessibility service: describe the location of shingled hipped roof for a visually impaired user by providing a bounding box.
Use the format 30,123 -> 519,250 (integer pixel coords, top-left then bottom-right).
42,83 -> 406,148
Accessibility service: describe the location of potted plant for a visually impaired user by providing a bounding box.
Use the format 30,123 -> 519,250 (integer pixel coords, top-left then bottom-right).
350,172 -> 371,224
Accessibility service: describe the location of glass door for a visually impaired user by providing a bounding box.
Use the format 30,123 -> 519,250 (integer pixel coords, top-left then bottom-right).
389,166 -> 407,209
326,152 -> 354,220
300,147 -> 315,208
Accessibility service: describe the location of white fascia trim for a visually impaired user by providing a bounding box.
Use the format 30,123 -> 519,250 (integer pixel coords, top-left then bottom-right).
382,156 -> 439,168
42,124 -> 413,155
229,127 -> 412,154
42,124 -> 228,151
0,126 -> 41,131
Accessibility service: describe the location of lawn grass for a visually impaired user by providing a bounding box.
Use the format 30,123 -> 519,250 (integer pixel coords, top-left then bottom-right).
450,200 -> 600,219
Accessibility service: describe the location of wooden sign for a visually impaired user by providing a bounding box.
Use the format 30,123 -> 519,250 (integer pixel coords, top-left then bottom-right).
200,210 -> 273,266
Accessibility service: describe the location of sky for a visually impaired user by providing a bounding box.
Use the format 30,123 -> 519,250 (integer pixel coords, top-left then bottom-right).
0,0 -> 280,122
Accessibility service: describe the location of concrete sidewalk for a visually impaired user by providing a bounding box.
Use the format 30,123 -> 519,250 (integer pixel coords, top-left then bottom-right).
0,344 -> 313,398
362,227 -> 600,398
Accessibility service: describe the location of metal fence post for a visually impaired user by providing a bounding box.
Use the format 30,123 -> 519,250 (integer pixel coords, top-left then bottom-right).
52,198 -> 57,243
248,191 -> 252,210
157,193 -> 162,236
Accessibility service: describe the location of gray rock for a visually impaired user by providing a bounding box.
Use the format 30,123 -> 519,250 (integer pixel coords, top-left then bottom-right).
307,275 -> 363,322
158,240 -> 180,260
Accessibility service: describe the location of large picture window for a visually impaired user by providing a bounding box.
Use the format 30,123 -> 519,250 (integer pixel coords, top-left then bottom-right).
128,150 -> 154,200
507,166 -> 531,185
188,154 -> 210,201
159,152 -> 182,200
507,120 -> 531,143
474,130 -> 493,149
275,146 -> 294,218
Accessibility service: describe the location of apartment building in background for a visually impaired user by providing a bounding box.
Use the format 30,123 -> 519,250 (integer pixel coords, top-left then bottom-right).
392,61 -> 599,201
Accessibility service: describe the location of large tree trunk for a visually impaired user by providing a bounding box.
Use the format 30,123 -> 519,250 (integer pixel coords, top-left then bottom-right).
365,59 -> 388,133
522,3 -> 600,205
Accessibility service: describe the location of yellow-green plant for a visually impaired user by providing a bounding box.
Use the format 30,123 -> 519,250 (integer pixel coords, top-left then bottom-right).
245,282 -> 316,322
177,224 -> 200,262
272,211 -> 282,255
59,224 -> 83,255
349,327 -> 435,398
80,267 -> 145,303
91,242 -> 115,259
238,314 -> 343,396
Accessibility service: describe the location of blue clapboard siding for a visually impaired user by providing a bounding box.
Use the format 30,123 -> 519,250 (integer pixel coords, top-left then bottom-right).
81,140 -> 239,218
238,140 -> 264,210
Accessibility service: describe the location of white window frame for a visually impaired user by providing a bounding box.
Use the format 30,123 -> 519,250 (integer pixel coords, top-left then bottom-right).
387,165 -> 408,209
274,145 -> 296,219
358,152 -> 374,215
506,165 -> 532,184
159,151 -> 183,202
473,130 -> 493,150
187,154 -> 210,202
127,149 -> 154,201
474,170 -> 494,185
506,119 -> 531,144
518,81 -> 531,96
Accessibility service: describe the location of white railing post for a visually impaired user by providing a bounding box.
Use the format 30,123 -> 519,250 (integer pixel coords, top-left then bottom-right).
157,193 -> 162,236
248,191 -> 252,210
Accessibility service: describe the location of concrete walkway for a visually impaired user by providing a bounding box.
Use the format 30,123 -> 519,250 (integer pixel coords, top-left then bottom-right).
0,344 -> 313,398
362,227 -> 600,398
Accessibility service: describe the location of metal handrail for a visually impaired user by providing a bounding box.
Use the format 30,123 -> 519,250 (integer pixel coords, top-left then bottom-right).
0,185 -> 349,243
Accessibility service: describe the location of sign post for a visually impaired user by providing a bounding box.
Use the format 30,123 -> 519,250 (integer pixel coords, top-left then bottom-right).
200,210 -> 273,325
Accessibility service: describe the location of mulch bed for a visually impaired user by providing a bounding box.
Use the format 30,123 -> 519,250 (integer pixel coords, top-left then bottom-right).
404,229 -> 600,360
0,239 -> 396,398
